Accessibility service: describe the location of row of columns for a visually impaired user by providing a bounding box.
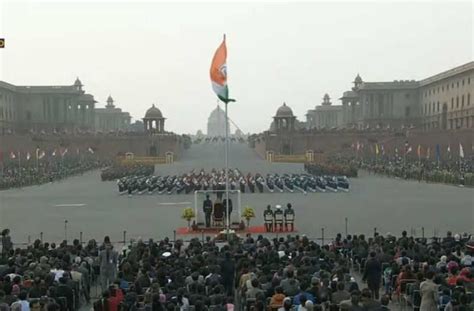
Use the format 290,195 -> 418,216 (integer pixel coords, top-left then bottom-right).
42,101 -> 94,127
144,118 -> 165,133
274,117 -> 296,131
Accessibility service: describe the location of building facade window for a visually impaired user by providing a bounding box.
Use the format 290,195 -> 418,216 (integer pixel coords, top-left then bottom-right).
468,93 -> 471,106
462,95 -> 465,107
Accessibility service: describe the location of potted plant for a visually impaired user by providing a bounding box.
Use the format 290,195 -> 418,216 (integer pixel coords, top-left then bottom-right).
181,207 -> 196,230
241,206 -> 256,229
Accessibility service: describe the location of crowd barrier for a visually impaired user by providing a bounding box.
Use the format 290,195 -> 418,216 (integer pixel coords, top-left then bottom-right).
6,221 -> 471,250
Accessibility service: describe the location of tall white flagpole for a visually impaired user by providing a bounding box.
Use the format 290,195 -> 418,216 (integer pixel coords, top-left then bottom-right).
18,151 -> 21,187
224,102 -> 230,233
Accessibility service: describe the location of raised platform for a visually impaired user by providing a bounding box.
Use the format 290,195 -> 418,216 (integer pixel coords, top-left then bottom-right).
176,225 -> 298,235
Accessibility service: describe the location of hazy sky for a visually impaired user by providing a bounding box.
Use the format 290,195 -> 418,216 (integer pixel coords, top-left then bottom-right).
0,1 -> 472,134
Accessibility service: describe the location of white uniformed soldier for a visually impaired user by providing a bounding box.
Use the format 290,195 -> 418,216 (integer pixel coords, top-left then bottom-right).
284,203 -> 295,231
263,205 -> 274,232
273,205 -> 284,232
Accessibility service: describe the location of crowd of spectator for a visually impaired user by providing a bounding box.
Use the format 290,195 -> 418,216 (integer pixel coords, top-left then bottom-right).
0,158 -> 110,190
1,227 -> 473,311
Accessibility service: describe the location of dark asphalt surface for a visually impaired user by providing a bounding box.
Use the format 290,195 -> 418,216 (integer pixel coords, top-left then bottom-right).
0,142 -> 472,245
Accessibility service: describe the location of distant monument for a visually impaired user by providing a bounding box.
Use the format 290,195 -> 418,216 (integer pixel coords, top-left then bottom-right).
207,104 -> 229,136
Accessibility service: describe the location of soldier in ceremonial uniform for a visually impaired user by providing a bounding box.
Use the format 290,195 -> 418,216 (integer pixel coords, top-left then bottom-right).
203,194 -> 213,228
273,205 -> 284,232
263,205 -> 274,232
284,203 -> 295,231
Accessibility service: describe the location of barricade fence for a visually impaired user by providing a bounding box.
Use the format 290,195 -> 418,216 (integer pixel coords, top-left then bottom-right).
5,224 -> 471,250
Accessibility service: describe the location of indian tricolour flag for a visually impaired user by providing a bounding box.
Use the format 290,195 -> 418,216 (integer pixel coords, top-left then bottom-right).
210,35 -> 235,104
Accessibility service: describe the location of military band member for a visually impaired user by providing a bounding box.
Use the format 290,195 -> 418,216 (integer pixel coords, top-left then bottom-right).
263,205 -> 274,232
284,203 -> 295,231
274,205 -> 284,232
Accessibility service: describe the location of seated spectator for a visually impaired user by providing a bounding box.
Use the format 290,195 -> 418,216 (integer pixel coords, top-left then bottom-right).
277,297 -> 293,311
304,301 -> 313,311
360,288 -> 381,311
11,291 -> 29,311
305,277 -> 320,304
55,277 -> 74,311
108,286 -> 124,311
293,284 -> 315,305
175,288 -> 190,311
0,291 -> 9,311
331,282 -> 350,305
280,270 -> 300,297
379,295 -> 390,310
209,286 -> 226,306
246,279 -> 264,300
340,290 -> 364,311
270,286 -> 286,309
296,294 -> 308,311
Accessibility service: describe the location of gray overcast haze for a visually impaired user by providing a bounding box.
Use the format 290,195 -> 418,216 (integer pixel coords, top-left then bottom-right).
0,1 -> 472,134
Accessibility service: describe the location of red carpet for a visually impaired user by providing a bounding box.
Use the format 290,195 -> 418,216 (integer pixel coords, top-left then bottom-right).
176,225 -> 297,235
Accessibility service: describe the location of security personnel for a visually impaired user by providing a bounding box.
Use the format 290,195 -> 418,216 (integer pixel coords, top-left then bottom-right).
263,205 -> 274,232
273,205 -> 284,232
203,194 -> 213,227
284,203 -> 295,231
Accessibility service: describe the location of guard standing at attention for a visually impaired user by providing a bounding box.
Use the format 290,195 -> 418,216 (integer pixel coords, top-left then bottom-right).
203,194 -> 213,227
284,203 -> 295,231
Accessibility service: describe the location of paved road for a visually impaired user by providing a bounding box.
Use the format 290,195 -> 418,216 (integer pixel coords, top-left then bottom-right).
0,142 -> 472,245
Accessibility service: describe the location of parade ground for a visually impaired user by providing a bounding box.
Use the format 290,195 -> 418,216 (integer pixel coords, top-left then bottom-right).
0,143 -> 472,245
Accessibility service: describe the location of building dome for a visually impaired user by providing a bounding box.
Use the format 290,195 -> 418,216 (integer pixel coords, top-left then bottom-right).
207,105 -> 228,136
74,77 -> 82,87
275,102 -> 294,117
209,105 -> 225,121
322,93 -> 332,105
354,74 -> 363,84
106,95 -> 114,107
144,104 -> 163,118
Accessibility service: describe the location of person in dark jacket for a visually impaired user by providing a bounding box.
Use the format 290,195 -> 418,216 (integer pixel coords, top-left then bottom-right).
220,252 -> 235,297
363,252 -> 382,299
55,277 -> 74,311
202,195 -> 213,228
1,229 -> 12,258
